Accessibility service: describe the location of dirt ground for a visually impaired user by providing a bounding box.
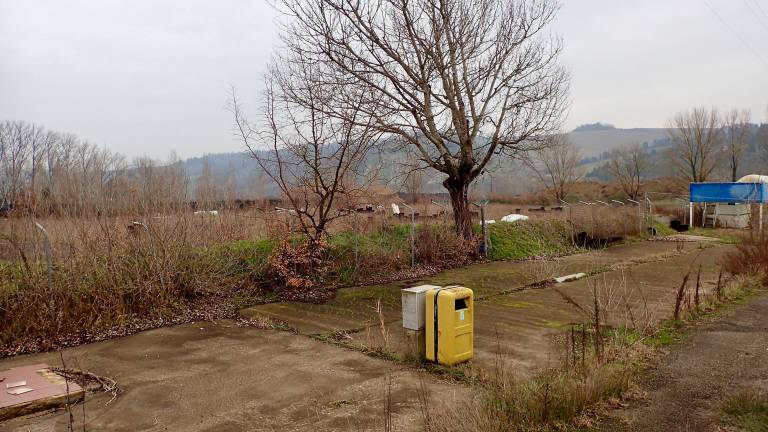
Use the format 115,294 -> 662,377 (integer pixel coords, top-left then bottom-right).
598,293 -> 768,431
0,322 -> 468,432
0,237 -> 739,431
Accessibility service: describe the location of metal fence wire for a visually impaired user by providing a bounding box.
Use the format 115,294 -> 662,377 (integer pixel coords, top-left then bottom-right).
566,202 -> 647,242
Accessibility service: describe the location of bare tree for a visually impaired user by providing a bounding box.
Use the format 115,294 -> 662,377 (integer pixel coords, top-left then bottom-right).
232,59 -> 380,249
759,106 -> 768,163
525,134 -> 581,203
722,109 -> 751,182
606,143 -> 649,200
667,108 -> 721,183
401,155 -> 428,204
0,121 -> 30,206
0,120 -> 193,217
274,0 -> 569,238
195,156 -> 219,210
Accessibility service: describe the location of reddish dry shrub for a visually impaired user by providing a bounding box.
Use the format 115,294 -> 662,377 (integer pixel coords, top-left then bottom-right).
415,226 -> 477,266
266,238 -> 331,302
723,238 -> 768,283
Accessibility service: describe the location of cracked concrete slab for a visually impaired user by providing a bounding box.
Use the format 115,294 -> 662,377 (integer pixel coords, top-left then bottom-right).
243,241 -> 734,375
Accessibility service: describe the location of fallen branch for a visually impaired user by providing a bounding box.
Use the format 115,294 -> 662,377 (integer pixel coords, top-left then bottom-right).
51,367 -> 122,405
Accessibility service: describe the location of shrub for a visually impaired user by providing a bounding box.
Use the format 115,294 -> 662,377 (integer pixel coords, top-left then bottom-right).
723,238 -> 768,283
265,238 -> 330,301
0,240 -> 247,352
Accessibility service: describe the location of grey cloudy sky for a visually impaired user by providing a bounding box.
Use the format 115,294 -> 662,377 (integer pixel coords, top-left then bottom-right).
1,0 -> 767,159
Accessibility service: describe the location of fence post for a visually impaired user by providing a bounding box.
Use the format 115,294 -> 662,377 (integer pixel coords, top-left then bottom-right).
480,205 -> 488,257
354,211 -> 359,269
645,193 -> 652,234
568,203 -> 574,245
411,211 -> 415,267
401,202 -> 416,268
689,202 -> 694,229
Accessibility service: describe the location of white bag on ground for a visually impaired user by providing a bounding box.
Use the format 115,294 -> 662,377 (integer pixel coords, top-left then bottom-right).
501,214 -> 529,223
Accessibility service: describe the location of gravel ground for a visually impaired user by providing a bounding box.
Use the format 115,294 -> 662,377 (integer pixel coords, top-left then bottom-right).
598,292 -> 768,431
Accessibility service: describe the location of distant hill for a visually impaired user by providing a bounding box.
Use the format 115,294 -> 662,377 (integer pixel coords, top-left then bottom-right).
568,127 -> 670,160
572,122 -> 616,132
179,124 -> 675,198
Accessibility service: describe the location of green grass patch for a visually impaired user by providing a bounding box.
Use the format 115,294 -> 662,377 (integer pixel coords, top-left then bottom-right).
328,224 -> 411,254
485,219 -> 579,261
687,228 -> 744,244
643,324 -> 680,347
217,238 -> 275,268
651,221 -> 676,237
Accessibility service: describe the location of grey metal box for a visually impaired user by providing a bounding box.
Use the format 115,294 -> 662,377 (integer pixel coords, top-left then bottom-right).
402,285 -> 440,330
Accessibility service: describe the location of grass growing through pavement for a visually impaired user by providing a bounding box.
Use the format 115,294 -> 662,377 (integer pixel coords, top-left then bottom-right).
721,390 -> 768,432
687,228 -> 744,244
651,220 -> 744,244
422,270 -> 763,431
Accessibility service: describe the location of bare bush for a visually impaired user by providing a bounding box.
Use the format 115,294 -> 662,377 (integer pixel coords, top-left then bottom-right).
606,143 -> 649,200
232,58 -> 379,251
723,237 -> 768,283
525,134 -> 582,203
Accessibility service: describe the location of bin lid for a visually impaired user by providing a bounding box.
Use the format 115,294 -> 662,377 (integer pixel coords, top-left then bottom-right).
403,284 -> 440,294
440,286 -> 473,298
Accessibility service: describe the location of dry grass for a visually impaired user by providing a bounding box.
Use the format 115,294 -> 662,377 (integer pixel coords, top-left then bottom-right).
0,211 -> 477,354
421,245 -> 765,432
720,389 -> 768,432
723,237 -> 768,284
0,214 -> 255,353
424,340 -> 639,432
424,280 -> 645,432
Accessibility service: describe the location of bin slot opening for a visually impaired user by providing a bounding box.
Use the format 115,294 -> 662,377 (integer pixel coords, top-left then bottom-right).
455,298 -> 468,310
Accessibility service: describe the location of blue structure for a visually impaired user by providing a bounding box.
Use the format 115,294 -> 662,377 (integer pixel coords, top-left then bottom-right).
688,182 -> 767,231
690,182 -> 768,203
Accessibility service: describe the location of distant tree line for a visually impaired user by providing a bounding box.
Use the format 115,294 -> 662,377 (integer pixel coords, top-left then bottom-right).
667,107 -> 767,183
0,120 -> 191,217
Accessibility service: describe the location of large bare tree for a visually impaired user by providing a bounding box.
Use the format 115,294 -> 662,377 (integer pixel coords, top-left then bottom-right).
667,108 -> 721,183
232,59 -> 380,249
722,109 -> 751,182
606,143 -> 649,200
525,134 -> 581,203
274,0 -> 569,238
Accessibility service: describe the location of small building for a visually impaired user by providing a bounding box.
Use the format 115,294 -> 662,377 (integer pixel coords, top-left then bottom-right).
689,175 -> 768,230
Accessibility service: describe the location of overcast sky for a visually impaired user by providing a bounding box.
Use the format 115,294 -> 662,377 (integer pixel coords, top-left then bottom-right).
1,0 -> 767,159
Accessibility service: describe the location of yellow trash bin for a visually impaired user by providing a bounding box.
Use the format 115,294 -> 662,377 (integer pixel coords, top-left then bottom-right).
425,286 -> 473,365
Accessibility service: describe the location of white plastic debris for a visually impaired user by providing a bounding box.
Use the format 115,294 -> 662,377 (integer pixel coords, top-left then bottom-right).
501,214 -> 530,223
554,273 -> 587,283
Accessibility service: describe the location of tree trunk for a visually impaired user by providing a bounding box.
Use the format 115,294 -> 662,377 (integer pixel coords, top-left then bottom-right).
445,178 -> 474,240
